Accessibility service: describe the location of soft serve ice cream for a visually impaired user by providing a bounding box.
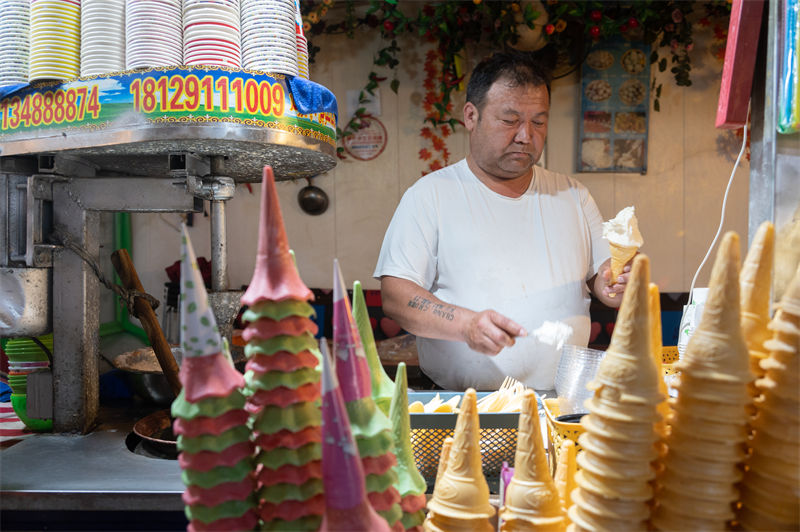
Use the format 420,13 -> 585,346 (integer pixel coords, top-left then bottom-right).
602,206 -> 644,286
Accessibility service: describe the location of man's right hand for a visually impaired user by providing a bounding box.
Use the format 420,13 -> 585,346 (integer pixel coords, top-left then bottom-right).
463,309 -> 527,356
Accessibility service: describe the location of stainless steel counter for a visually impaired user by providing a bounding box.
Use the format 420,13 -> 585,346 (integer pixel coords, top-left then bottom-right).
0,429 -> 184,511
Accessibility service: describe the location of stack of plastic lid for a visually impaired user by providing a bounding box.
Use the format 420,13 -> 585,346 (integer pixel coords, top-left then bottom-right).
5,334 -> 54,432
4,335 -> 52,395
0,0 -> 29,88
80,0 -> 125,76
294,0 -> 309,79
183,0 -> 241,68
125,0 -> 182,70
241,0 -> 298,75
29,0 -> 81,81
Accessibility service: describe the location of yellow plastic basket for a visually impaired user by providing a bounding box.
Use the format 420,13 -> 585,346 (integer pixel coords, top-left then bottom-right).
542,398 -> 586,476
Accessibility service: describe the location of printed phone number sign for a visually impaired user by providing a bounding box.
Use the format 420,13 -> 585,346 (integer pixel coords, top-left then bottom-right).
0,66 -> 336,146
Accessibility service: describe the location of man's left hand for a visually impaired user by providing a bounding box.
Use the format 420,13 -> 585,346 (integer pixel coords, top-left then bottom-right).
589,257 -> 635,308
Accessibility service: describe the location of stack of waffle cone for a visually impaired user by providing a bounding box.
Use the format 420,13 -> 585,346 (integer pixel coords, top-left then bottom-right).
609,242 -> 638,284
740,221 -> 775,390
736,263 -> 800,530
649,283 -> 670,445
500,390 -> 566,531
651,232 -> 753,530
424,389 -> 495,532
241,167 -> 324,531
389,363 -> 428,531
554,440 -> 577,524
567,255 -> 662,531
172,226 -> 258,532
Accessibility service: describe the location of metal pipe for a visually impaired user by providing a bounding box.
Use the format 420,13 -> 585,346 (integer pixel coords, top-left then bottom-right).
210,199 -> 227,292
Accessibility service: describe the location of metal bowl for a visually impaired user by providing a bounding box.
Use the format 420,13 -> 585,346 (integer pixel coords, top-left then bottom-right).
113,346 -> 184,405
554,344 -> 606,415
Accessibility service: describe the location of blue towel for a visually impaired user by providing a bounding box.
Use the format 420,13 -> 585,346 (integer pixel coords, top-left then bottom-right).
0,82 -> 28,100
0,382 -> 11,403
286,75 -> 338,123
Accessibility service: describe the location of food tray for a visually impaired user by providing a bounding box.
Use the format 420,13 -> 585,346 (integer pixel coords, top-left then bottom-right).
408,391 -> 521,494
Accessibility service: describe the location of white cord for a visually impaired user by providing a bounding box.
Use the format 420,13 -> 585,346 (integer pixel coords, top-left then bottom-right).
688,103 -> 750,303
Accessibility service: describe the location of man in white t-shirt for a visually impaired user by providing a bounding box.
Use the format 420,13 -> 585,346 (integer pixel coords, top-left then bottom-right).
373,51 -> 631,391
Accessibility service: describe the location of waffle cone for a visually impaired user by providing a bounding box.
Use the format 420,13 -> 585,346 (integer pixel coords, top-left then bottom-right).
500,391 -> 565,530
426,389 -> 495,521
608,242 -> 638,282
740,221 -> 775,382
649,283 -> 670,440
423,511 -> 494,532
434,437 -> 454,487
554,440 -> 577,514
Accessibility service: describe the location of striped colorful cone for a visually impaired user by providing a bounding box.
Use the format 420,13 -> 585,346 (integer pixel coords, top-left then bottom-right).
333,260 -> 403,530
319,338 -> 391,532
171,224 -> 258,532
242,166 -> 323,531
352,281 -> 395,416
389,363 -> 427,531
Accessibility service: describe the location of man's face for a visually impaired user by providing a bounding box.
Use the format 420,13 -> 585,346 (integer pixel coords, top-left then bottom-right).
464,79 -> 549,180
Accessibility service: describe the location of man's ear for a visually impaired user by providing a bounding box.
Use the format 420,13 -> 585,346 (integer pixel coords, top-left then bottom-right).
463,101 -> 479,132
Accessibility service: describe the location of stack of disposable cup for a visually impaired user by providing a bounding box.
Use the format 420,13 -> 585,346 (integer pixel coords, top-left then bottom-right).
294,0 -> 309,78
651,232 -> 752,530
240,0 -> 298,75
737,263 -> 800,530
183,0 -> 241,68
29,0 -> 81,81
80,0 -> 125,76
0,0 -> 29,88
567,255 -> 663,531
125,0 -> 182,70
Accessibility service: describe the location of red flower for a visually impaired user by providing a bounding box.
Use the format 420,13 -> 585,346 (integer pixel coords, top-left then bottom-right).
429,160 -> 444,172
440,125 -> 451,138
383,20 -> 395,33
545,23 -> 555,35
620,23 -> 629,33
418,148 -> 432,161
420,127 -> 434,139
590,9 -> 602,22
589,25 -> 601,38
431,135 -> 446,152
628,17 -> 639,29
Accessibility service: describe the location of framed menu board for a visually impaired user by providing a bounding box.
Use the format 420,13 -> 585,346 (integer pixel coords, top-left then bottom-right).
578,39 -> 650,173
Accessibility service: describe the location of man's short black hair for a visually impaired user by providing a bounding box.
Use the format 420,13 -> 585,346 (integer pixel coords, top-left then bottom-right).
466,50 -> 552,111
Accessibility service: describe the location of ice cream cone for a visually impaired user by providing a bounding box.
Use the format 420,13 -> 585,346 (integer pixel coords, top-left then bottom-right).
242,166 -> 313,305
571,255 -> 661,531
652,232 -> 752,531
500,390 -> 566,531
554,440 -> 577,516
648,283 -> 670,441
390,363 -> 428,530
740,221 -> 775,384
435,437 -> 454,488
736,262 -> 800,531
319,339 -> 391,532
609,242 -> 638,283
332,260 -> 372,403
353,281 -> 395,416
426,389 -> 495,523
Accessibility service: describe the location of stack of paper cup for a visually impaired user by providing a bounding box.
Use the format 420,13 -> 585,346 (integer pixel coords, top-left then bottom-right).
241,0 -> 298,75
183,0 -> 241,68
125,0 -> 182,70
29,0 -> 81,82
293,0 -> 308,78
80,0 -> 125,76
0,0 -> 29,88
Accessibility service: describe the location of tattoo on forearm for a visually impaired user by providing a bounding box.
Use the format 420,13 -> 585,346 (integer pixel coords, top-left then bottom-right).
432,303 -> 455,321
407,296 -> 431,311
407,297 -> 455,321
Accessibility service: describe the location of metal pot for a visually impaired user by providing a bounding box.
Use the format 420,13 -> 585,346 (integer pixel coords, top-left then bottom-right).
113,346 -> 184,405
297,184 -> 329,215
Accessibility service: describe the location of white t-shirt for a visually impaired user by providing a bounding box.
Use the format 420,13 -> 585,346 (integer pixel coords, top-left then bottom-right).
374,159 -> 609,391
